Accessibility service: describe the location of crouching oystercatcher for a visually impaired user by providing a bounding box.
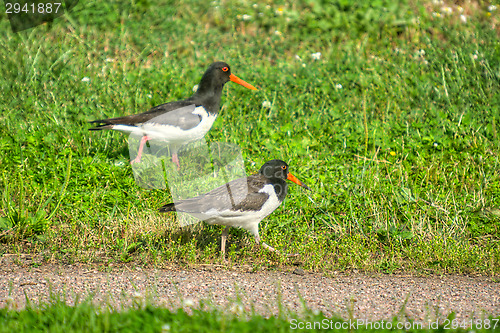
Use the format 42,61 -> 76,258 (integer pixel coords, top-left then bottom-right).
159,159 -> 310,255
89,62 -> 257,167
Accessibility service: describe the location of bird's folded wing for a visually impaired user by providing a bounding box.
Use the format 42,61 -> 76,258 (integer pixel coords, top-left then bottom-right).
145,104 -> 201,130
173,175 -> 270,213
90,102 -> 201,130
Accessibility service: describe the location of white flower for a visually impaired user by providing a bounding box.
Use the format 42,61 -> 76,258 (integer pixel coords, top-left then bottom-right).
252,3 -> 258,8
488,5 -> 497,11
147,94 -> 152,98
457,6 -> 464,13
460,15 -> 467,23
262,101 -> 272,108
274,30 -> 282,36
161,324 -> 171,333
295,54 -> 302,61
416,49 -> 425,57
242,14 -> 252,21
230,304 -> 244,315
105,58 -> 114,63
302,63 -> 306,68
432,12 -> 441,18
192,84 -> 199,92
441,6 -> 453,15
311,52 -> 321,60
81,77 -> 90,82
183,298 -> 195,307
132,292 -> 142,298
335,83 -> 343,89
432,0 -> 443,5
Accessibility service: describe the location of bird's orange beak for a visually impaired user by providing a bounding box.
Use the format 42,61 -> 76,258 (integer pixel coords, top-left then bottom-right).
287,172 -> 311,191
229,74 -> 257,90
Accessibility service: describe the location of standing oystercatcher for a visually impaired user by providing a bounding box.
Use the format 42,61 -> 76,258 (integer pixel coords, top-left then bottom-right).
89,62 -> 257,167
159,160 -> 310,255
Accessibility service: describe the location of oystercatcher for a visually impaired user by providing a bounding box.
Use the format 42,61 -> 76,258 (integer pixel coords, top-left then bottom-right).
159,159 -> 311,255
89,62 -> 257,167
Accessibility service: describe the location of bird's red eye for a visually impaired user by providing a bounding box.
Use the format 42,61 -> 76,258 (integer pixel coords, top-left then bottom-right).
222,67 -> 229,72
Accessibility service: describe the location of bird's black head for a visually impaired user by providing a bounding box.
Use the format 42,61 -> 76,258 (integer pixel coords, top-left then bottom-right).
206,62 -> 233,85
195,62 -> 256,95
259,159 -> 311,190
259,159 -> 289,180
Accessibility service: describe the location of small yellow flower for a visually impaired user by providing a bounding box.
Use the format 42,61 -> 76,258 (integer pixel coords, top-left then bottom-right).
390,151 -> 396,156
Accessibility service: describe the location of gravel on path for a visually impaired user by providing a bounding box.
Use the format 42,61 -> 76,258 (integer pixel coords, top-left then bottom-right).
1,254 -> 498,324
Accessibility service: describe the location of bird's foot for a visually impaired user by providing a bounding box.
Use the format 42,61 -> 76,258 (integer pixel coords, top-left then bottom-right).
260,242 -> 277,252
130,156 -> 142,164
261,242 -> 299,257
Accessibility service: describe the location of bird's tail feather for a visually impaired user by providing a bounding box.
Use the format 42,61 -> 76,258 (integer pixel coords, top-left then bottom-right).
159,203 -> 176,212
88,120 -> 113,131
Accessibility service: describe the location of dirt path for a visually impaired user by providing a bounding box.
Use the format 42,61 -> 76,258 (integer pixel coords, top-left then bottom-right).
1,254 -> 498,324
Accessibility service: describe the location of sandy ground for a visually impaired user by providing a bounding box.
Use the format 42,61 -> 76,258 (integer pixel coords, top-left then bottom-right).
1,254 -> 498,325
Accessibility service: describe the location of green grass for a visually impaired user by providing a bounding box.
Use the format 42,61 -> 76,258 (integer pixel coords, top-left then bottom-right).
0,0 -> 499,276
1,296 -> 499,332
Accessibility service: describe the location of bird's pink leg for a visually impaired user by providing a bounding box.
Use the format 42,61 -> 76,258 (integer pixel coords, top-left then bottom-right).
254,234 -> 277,252
172,152 -> 181,170
255,234 -> 298,257
220,226 -> 230,256
131,136 -> 150,164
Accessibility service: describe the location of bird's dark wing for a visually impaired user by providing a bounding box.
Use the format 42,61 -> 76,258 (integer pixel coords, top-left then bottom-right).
162,175 -> 270,213
232,176 -> 273,211
89,101 -> 202,131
